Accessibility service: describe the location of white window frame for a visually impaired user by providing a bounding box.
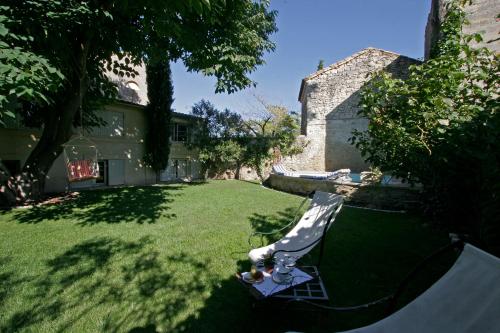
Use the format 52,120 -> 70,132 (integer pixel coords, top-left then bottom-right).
171,123 -> 189,142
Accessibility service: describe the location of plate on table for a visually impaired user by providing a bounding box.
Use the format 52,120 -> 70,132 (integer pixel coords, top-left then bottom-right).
241,271 -> 264,284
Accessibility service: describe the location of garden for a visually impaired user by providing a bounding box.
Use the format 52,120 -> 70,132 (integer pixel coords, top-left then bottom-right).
0,181 -> 454,332
0,0 -> 498,331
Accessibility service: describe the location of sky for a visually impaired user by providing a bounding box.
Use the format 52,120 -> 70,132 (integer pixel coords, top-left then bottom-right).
171,0 -> 431,117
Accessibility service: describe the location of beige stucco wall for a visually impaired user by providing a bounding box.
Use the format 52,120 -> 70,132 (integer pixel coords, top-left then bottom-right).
0,127 -> 67,192
287,48 -> 418,173
0,103 -> 200,193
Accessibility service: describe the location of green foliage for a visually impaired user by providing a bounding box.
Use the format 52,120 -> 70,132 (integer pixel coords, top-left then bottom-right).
199,139 -> 245,172
10,0 -> 275,114
190,100 -> 247,175
243,104 -> 303,179
0,8 -> 64,125
317,59 -> 325,70
0,0 -> 278,203
144,59 -> 173,175
183,0 -> 278,93
190,100 -> 303,179
351,0 -> 499,253
0,0 -> 277,195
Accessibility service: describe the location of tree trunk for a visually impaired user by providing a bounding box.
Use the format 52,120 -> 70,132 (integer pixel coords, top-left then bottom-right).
235,162 -> 241,180
0,162 -> 17,207
15,40 -> 90,202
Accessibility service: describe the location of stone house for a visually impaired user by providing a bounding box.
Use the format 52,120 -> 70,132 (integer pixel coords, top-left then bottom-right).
284,47 -> 419,173
425,0 -> 499,59
0,64 -> 201,193
282,0 -> 498,175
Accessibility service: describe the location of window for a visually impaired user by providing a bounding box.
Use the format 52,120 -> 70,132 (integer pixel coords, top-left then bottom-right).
171,123 -> 189,142
125,81 -> 140,91
91,111 -> 124,137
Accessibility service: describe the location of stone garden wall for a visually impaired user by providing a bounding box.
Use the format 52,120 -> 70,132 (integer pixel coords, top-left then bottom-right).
265,174 -> 422,211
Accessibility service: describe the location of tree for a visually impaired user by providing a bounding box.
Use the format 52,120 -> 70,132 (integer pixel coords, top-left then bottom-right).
190,100 -> 247,177
143,59 -> 173,181
189,99 -> 303,181
243,102 -> 303,180
317,59 -> 325,70
0,0 -> 277,201
0,10 -> 64,124
350,0 -> 499,254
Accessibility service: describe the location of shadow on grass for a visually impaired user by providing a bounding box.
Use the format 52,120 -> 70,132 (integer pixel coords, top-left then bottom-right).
10,185 -> 193,225
0,236 -> 220,333
248,207 -> 301,245
0,257 -> 34,309
173,259 -> 339,333
0,195 -> 457,333
239,206 -> 457,332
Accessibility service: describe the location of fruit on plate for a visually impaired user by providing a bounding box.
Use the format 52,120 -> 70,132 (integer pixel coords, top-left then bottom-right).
252,270 -> 264,281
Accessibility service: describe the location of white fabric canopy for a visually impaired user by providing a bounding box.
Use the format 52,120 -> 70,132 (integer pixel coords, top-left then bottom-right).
248,191 -> 343,263
339,244 -> 500,333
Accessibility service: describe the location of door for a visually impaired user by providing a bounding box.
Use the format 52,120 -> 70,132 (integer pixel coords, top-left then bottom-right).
108,159 -> 125,185
160,159 -> 176,181
176,159 -> 188,178
160,159 -> 189,181
95,160 -> 108,186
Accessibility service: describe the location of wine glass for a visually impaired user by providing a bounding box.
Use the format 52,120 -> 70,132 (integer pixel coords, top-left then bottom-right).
272,256 -> 297,284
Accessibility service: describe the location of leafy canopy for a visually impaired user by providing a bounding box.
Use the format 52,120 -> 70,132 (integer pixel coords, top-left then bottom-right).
0,9 -> 64,124
190,100 -> 303,179
1,0 -> 277,125
190,100 -> 247,174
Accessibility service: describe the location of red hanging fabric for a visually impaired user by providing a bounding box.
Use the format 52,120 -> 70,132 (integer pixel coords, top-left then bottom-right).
67,159 -> 99,182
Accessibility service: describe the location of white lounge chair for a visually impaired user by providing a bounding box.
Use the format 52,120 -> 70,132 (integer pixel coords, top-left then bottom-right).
272,163 -> 294,177
286,242 -> 500,333
248,191 -> 344,264
272,163 -> 351,181
338,243 -> 500,333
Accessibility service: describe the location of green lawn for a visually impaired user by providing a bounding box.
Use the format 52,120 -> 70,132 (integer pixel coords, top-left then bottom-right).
0,180 -> 454,332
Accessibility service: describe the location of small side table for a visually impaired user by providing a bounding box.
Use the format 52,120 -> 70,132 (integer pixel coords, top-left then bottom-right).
271,266 -> 329,301
237,265 -> 329,302
237,266 -> 330,331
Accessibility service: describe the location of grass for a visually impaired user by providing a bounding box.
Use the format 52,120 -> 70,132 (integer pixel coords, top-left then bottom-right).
0,180 -> 455,332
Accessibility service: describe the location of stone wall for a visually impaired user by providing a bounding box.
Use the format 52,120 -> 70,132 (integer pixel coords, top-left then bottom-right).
287,48 -> 419,173
425,0 -> 500,59
266,174 -> 422,211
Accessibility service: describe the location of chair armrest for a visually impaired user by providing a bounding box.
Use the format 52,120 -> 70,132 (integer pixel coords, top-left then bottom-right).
270,238 -> 322,260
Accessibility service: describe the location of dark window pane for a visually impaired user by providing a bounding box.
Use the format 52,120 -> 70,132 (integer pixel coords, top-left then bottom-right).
96,160 -> 108,184
176,124 -> 188,142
